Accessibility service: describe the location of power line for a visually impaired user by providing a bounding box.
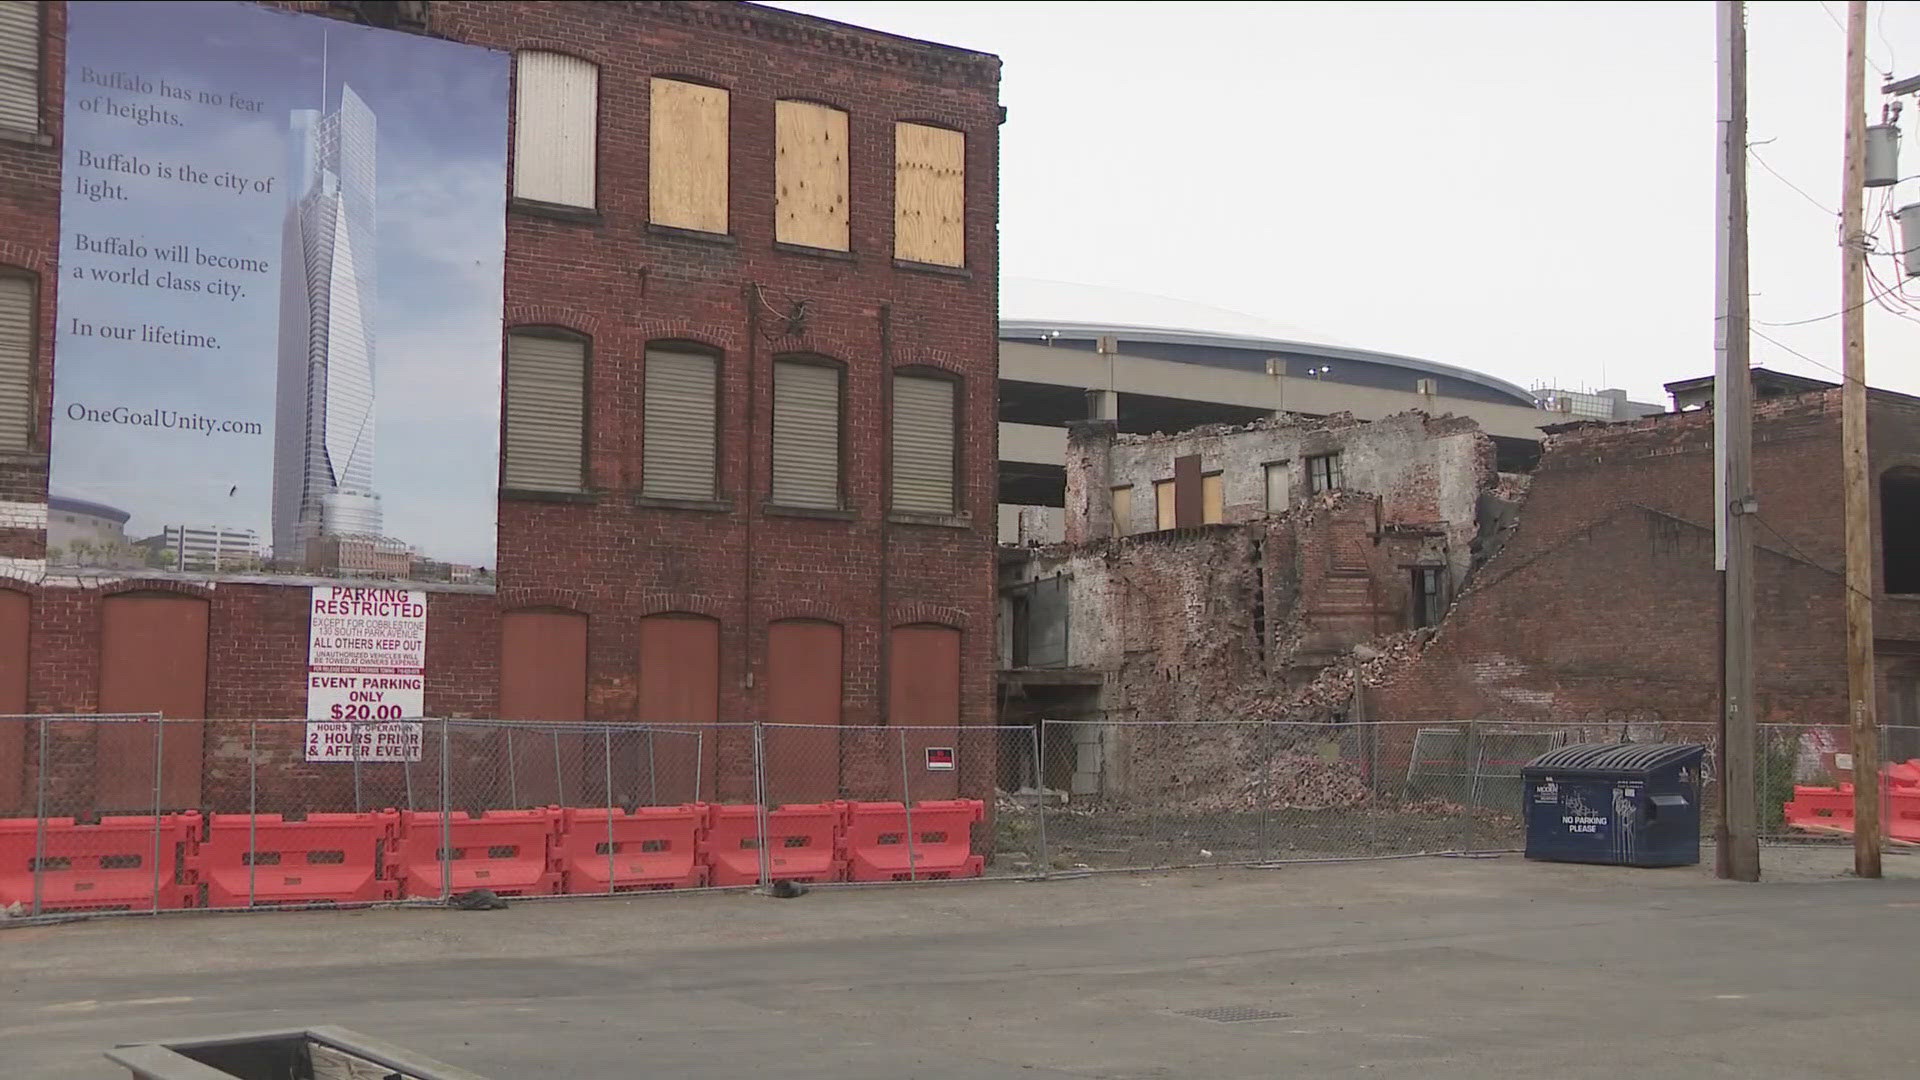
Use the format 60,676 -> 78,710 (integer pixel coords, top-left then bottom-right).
1748,145 -> 1837,215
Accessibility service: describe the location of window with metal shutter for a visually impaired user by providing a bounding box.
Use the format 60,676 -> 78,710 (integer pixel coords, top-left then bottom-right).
0,1 -> 37,133
503,331 -> 585,491
891,374 -> 956,515
771,360 -> 840,509
513,51 -> 597,208
0,273 -> 30,449
642,348 -> 717,501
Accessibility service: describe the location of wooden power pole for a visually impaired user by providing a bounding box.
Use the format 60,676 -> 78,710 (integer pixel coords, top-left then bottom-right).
1841,0 -> 1883,879
1715,0 -> 1760,882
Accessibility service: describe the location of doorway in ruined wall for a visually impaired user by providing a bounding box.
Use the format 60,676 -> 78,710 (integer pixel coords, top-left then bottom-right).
99,593 -> 207,812
637,613 -> 720,803
0,588 -> 25,814
765,619 -> 843,804
500,608 -> 588,807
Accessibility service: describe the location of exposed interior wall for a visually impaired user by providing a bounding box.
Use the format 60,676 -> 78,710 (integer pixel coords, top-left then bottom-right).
1071,411 -> 1493,587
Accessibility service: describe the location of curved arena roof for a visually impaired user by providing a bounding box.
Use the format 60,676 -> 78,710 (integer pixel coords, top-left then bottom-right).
999,277 -> 1537,409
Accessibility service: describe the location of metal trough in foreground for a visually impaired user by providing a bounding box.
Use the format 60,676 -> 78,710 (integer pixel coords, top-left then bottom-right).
107,1025 -> 493,1080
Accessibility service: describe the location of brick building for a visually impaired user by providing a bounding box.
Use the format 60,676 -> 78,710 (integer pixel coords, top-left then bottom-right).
1371,388 -> 1920,751
0,1 -> 1001,813
1000,411 -> 1496,796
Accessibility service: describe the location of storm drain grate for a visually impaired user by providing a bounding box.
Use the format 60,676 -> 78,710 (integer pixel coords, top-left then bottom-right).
1174,1005 -> 1291,1023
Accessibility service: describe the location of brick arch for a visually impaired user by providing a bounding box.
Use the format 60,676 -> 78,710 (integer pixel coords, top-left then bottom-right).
761,599 -> 850,625
890,601 -> 970,629
506,40 -> 615,68
636,318 -> 740,352
92,578 -> 216,601
635,591 -> 727,620
496,586 -> 593,614
505,305 -> 603,337
0,574 -> 38,596
0,241 -> 49,275
770,326 -> 869,365
890,348 -> 967,376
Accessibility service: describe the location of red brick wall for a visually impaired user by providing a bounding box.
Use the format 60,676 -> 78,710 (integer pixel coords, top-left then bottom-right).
0,1 -> 1001,810
1369,392 -> 1903,733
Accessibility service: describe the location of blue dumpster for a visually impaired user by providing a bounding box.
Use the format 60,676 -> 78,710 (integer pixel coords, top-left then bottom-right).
1521,742 -> 1706,867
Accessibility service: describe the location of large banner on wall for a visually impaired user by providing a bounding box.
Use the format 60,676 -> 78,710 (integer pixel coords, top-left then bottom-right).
50,1 -> 507,586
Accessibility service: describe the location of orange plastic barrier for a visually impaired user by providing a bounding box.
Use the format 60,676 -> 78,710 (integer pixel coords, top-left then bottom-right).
0,814 -> 196,912
190,812 -> 398,908
1784,781 -> 1920,844
844,800 -> 985,882
392,809 -> 560,899
701,803 -> 844,886
555,805 -> 707,893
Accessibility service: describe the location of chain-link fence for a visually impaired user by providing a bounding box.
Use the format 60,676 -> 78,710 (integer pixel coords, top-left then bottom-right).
0,717 -> 1044,922
1028,718 -> 1920,873
1,715 -> 1911,923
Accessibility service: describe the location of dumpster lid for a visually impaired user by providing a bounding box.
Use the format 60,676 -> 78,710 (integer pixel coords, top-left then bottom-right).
1523,742 -> 1705,775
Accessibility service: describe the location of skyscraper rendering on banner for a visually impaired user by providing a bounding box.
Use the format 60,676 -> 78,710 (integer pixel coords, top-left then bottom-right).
272,83 -> 383,566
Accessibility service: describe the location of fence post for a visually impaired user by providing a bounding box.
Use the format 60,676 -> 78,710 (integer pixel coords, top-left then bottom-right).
248,720 -> 259,909
150,716 -> 165,913
693,728 -> 704,804
646,728 -> 658,806
439,718 -> 452,901
1258,721 -> 1273,865
898,728 -> 919,883
505,728 -> 518,809
1465,719 -> 1483,854
604,727 -> 616,896
551,729 -> 565,806
31,716 -> 47,917
752,721 -> 771,889
1031,721 -> 1048,879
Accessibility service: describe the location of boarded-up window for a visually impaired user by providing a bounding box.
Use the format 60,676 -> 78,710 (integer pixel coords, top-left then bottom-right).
503,330 -> 586,492
651,78 -> 728,233
0,272 -> 30,449
0,589 -> 24,813
1202,473 -> 1223,525
892,373 -> 956,515
1111,486 -> 1133,538
1264,462 -> 1290,513
638,613 -> 720,800
0,1 -> 38,133
1153,479 -> 1175,531
771,360 -> 840,509
890,624 -> 962,800
765,619 -> 843,804
776,100 -> 848,251
500,610 -> 586,722
894,122 -> 964,266
643,348 -> 718,501
513,51 -> 597,209
99,594 -> 207,811
500,608 -> 587,806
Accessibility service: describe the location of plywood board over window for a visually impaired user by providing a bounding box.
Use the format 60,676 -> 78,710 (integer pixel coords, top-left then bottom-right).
776,100 -> 849,251
894,122 -> 964,267
651,78 -> 729,234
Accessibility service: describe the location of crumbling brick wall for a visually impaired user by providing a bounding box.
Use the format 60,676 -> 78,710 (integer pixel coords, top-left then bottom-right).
1066,411 -> 1493,586
1370,392 -> 1871,734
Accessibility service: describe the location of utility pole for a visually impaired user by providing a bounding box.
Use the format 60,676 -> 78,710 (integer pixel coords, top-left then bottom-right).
1714,0 -> 1760,882
1840,0 -> 1883,879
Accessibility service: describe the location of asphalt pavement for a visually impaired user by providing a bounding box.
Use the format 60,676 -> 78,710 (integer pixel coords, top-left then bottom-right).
4,847 -> 1917,1079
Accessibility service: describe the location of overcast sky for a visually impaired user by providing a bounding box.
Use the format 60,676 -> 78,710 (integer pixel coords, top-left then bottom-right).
772,1 -> 1920,405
